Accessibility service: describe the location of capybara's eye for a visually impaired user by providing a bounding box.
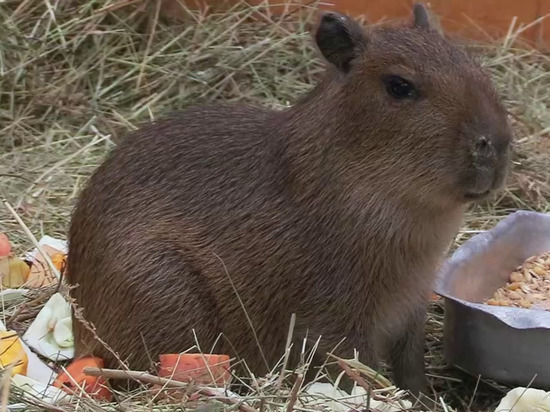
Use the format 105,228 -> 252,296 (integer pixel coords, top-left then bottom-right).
384,75 -> 417,99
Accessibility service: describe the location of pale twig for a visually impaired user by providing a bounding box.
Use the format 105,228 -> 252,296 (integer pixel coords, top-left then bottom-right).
277,313 -> 296,393
83,367 -> 258,412
285,373 -> 303,412
336,359 -> 384,401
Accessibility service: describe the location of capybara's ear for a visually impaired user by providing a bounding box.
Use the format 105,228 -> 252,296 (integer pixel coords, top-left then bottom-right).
412,3 -> 431,30
314,11 -> 367,73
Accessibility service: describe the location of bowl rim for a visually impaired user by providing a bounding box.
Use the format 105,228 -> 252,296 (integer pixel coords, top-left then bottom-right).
434,210 -> 550,330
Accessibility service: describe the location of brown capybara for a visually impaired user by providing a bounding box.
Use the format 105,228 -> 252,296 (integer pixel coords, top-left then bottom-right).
67,3 -> 512,396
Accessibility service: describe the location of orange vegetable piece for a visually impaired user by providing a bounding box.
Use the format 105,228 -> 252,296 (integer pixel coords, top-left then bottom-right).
158,353 -> 231,385
53,357 -> 112,401
0,234 -> 11,258
51,253 -> 67,272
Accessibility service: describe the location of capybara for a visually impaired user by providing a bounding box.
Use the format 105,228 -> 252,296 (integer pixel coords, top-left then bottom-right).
67,3 -> 512,395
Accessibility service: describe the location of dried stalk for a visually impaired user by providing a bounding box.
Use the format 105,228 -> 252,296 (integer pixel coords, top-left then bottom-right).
83,367 -> 258,412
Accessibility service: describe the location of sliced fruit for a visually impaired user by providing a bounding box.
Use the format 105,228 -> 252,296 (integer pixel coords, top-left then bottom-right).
0,256 -> 31,288
0,330 -> 28,376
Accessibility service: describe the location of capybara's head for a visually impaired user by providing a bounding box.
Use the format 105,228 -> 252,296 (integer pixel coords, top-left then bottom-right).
310,4 -> 512,208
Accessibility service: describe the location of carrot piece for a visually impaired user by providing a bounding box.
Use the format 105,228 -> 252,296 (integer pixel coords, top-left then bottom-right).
158,353 -> 231,385
54,357 -> 112,401
50,253 -> 67,271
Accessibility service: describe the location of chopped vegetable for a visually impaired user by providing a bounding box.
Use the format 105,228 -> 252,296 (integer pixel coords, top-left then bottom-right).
23,292 -> 74,361
51,253 -> 67,272
12,374 -> 68,404
495,387 -> 550,412
54,357 -> 112,401
0,331 -> 28,376
158,353 -> 231,385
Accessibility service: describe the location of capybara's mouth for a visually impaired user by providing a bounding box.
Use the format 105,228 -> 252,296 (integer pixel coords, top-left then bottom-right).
464,190 -> 491,201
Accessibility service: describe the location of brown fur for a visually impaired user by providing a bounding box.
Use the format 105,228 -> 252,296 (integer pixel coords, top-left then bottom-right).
67,4 -> 512,396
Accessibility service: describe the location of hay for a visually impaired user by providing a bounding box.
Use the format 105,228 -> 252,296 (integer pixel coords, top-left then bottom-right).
0,0 -> 322,251
0,0 -> 549,410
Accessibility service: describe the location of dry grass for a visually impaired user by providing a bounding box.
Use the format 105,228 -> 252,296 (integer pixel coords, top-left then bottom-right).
0,0 -> 549,410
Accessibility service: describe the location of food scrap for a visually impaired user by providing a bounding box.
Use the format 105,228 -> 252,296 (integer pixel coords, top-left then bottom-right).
0,256 -> 31,288
158,353 -> 231,385
12,374 -> 69,405
304,382 -> 415,412
54,357 -> 112,402
485,251 -> 550,310
0,235 -> 66,289
495,387 -> 550,412
25,237 -> 66,288
0,233 -> 11,257
0,330 -> 28,376
23,292 -> 74,362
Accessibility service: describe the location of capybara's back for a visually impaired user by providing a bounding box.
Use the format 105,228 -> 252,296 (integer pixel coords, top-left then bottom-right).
68,104 -> 289,371
68,4 -> 512,395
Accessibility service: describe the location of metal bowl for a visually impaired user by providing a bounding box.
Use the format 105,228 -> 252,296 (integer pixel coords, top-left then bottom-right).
434,210 -> 550,389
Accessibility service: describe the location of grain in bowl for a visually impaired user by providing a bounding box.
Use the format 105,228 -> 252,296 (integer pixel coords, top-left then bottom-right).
485,251 -> 550,310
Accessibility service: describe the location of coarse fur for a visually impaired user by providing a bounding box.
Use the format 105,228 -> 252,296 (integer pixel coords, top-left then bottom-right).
67,4 -> 512,396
